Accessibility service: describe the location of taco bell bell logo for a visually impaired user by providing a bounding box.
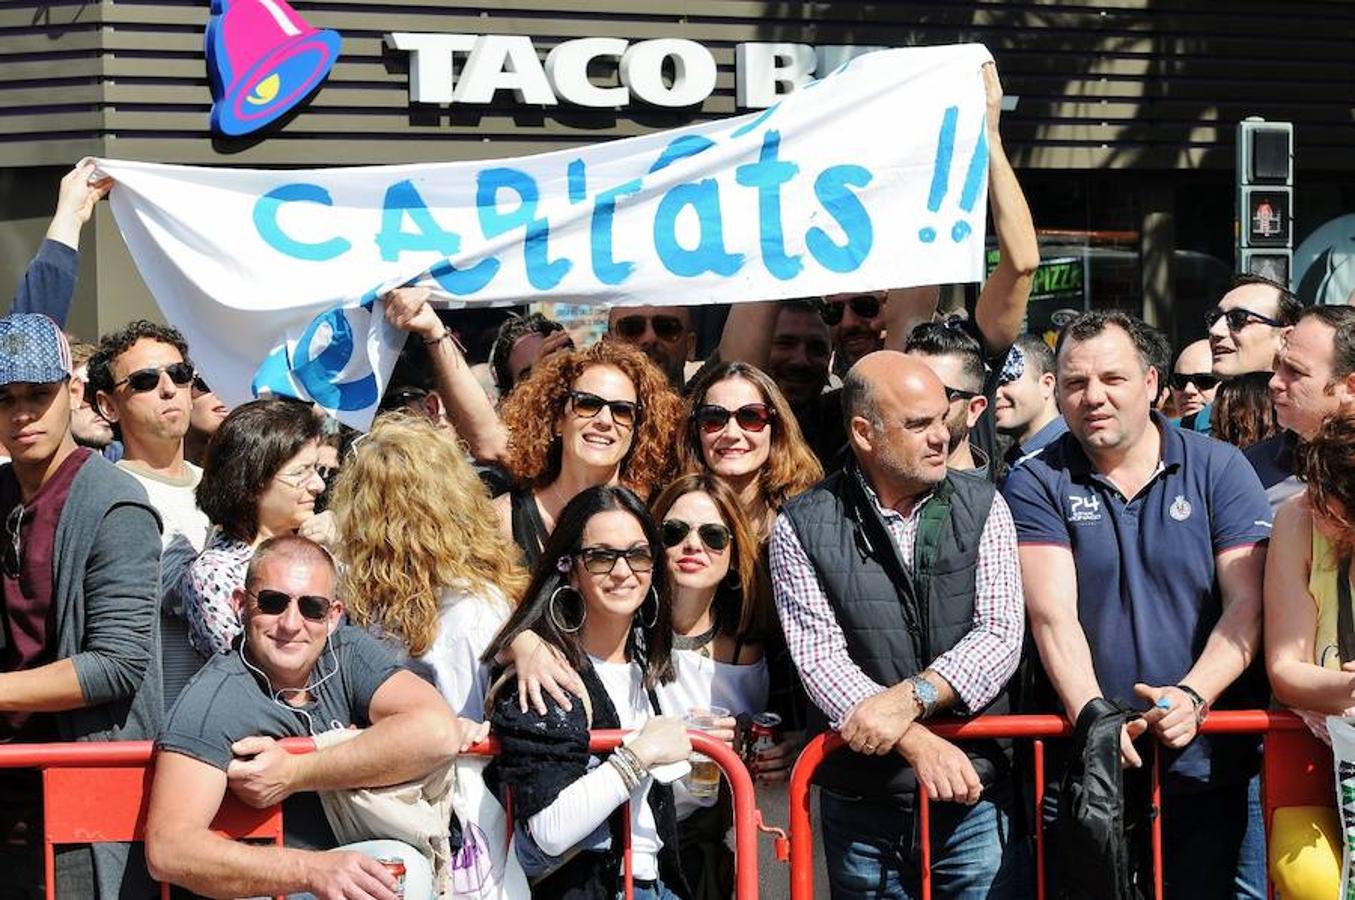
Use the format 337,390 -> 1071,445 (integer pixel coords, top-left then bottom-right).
205,0 -> 341,137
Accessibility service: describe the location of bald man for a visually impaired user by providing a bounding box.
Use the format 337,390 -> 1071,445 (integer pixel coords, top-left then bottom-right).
1171,339 -> 1219,420
771,352 -> 1024,898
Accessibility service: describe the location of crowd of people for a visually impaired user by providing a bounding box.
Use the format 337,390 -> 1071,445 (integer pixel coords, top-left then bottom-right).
3,59 -> 1355,900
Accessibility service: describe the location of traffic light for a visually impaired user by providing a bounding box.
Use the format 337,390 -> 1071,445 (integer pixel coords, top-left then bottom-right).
1237,118 -> 1293,285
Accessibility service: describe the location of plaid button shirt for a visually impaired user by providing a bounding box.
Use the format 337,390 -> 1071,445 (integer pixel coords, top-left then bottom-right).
770,471 -> 1024,726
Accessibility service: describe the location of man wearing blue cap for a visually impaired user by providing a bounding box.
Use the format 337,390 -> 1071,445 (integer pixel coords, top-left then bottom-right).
0,312 -> 163,899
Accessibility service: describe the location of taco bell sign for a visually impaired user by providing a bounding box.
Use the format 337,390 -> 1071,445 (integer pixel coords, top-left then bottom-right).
384,34 -> 886,110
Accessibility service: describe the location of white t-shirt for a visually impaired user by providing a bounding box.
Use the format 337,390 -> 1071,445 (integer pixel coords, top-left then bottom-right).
657,647 -> 770,817
526,656 -> 663,882
417,583 -> 511,721
117,460 -> 210,552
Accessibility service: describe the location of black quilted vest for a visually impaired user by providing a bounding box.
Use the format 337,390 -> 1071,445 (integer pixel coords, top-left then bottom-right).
781,467 -> 1010,802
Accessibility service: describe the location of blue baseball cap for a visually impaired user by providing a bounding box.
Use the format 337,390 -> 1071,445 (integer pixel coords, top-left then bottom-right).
0,314 -> 72,387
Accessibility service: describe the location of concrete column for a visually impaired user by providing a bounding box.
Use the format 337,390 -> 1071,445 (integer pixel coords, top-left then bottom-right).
1140,183 -> 1175,341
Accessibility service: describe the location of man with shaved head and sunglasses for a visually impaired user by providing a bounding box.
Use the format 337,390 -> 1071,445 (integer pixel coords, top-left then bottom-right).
88,320 -> 212,704
147,534 -> 460,900
0,313 -> 163,898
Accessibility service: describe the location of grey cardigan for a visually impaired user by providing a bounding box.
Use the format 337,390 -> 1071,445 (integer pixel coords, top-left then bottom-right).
10,453 -> 165,897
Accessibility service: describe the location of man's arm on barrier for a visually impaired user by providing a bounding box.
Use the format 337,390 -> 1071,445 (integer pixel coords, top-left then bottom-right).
1021,543 -> 1148,767
146,751 -> 400,900
1137,541 -> 1266,749
896,722 -> 981,805
972,62 -> 1039,356
228,670 -> 460,806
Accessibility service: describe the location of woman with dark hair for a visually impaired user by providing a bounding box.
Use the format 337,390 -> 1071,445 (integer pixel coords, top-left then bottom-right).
650,474 -> 793,899
493,341 -> 681,569
675,362 -> 821,540
185,398 -> 325,655
1212,371 -> 1280,449
1264,413 -> 1355,897
486,486 -> 692,900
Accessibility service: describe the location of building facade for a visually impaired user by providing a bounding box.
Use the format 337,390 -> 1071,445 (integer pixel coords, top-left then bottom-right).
3,0 -> 1354,346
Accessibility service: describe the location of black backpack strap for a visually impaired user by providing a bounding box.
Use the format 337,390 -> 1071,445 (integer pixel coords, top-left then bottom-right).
1338,554 -> 1355,664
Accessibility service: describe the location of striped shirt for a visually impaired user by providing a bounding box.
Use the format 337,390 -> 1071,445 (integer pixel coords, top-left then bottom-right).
770,471 -> 1024,726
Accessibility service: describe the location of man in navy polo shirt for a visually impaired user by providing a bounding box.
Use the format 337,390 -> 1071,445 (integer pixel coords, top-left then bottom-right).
1003,310 -> 1272,898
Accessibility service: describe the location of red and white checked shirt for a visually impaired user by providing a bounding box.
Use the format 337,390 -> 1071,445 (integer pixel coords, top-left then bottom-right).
770,472 -> 1024,726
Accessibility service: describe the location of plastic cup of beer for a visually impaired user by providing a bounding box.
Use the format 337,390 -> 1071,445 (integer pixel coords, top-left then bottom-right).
683,706 -> 730,800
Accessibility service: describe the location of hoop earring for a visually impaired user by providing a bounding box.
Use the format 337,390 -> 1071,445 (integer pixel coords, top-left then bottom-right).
548,585 -> 585,634
637,587 -> 660,630
723,571 -> 742,593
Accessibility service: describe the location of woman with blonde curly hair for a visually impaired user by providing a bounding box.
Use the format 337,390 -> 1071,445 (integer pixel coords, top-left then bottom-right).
676,361 -> 822,541
330,413 -> 528,724
493,340 -> 682,570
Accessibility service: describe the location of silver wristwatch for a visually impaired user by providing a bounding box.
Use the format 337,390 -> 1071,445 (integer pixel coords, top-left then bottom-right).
906,674 -> 940,720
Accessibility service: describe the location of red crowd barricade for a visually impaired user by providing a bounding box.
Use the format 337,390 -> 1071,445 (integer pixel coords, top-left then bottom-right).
0,729 -> 767,900
787,710 -> 1324,900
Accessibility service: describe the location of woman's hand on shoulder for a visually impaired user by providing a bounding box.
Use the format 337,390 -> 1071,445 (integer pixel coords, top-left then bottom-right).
628,716 -> 692,769
504,630 -> 586,715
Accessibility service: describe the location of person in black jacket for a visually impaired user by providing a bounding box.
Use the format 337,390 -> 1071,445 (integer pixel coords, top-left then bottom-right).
487,485 -> 693,900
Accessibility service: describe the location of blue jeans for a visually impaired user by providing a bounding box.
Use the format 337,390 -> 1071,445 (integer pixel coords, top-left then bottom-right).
820,789 -> 1018,900
1042,772 -> 1265,899
622,880 -> 682,900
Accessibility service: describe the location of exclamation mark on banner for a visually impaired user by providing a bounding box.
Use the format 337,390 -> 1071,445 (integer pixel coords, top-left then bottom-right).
919,107 -> 989,244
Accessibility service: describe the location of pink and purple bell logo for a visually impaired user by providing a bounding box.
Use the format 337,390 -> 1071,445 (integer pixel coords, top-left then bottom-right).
205,0 -> 341,138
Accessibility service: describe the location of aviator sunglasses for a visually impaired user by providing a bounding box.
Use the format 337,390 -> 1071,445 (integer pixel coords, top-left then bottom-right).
661,519 -> 732,552
567,390 -> 641,427
614,314 -> 685,342
248,588 -> 332,622
115,361 -> 195,393
821,295 -> 883,327
694,403 -> 775,434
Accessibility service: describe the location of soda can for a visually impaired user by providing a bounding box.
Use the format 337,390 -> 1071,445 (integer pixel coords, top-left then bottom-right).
749,712 -> 782,756
377,857 -> 406,898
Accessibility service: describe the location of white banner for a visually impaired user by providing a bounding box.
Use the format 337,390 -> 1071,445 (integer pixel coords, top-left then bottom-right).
100,43 -> 994,428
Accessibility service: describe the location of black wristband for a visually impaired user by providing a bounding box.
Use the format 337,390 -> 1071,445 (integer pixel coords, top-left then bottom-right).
1175,684 -> 1208,722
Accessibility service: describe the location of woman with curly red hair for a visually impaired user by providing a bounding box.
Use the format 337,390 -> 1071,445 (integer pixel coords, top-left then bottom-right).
493,340 -> 682,570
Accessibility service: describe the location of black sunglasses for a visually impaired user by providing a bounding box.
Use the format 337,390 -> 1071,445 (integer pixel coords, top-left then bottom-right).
2,504 -> 23,580
1204,306 -> 1282,333
661,519 -> 732,552
1170,372 -> 1222,392
191,375 -> 211,395
577,545 -> 655,575
944,385 -> 980,403
694,403 -> 775,434
248,588 -> 332,622
821,295 -> 883,327
567,390 -> 641,427
614,314 -> 685,342
115,362 -> 195,393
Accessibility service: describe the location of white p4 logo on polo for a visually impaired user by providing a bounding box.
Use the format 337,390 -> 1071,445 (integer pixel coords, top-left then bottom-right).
1067,494 -> 1102,524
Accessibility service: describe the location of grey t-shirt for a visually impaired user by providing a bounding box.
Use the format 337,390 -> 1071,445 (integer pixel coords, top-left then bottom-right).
157,625 -> 402,849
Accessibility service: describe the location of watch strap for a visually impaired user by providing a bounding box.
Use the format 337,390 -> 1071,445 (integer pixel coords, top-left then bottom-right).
1175,683 -> 1208,723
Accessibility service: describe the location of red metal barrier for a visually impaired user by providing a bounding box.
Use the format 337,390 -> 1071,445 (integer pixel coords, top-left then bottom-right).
0,730 -> 765,900
787,710 -> 1315,900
